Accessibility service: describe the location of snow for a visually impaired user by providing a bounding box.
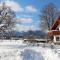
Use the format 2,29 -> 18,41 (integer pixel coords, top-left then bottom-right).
0,49 -> 22,60
22,47 -> 60,60
0,40 -> 60,60
0,40 -> 27,45
21,49 -> 44,60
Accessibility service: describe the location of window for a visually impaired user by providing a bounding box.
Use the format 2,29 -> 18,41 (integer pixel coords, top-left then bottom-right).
56,28 -> 59,30
56,37 -> 59,41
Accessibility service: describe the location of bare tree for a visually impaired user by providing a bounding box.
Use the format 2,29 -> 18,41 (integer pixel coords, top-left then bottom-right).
0,3 -> 16,39
40,3 -> 58,31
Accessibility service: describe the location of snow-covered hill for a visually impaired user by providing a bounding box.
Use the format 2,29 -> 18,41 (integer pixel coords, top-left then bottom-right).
0,40 -> 60,60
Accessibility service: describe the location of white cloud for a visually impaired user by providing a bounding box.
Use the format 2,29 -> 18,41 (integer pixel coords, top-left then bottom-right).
23,15 -> 32,18
14,24 -> 39,32
25,5 -> 37,13
20,18 -> 32,23
4,0 -> 24,12
0,1 -> 38,13
16,17 -> 32,23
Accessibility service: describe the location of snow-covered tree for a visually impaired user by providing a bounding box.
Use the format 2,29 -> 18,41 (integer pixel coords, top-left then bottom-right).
0,3 -> 16,39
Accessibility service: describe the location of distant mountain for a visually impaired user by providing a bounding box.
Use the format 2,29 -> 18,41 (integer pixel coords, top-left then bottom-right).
7,30 -> 47,39
23,30 -> 47,39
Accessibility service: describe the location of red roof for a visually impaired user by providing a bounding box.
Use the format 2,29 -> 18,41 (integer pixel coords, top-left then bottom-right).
51,16 -> 60,30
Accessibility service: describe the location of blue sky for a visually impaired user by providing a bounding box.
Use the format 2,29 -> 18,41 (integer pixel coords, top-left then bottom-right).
0,0 -> 60,31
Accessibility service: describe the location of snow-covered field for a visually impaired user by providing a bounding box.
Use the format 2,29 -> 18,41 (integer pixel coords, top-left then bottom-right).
0,40 -> 60,60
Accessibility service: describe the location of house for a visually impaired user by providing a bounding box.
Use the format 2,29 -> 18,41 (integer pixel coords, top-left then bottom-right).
48,16 -> 60,44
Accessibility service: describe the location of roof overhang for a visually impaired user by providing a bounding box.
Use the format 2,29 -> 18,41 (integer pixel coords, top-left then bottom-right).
48,30 -> 60,36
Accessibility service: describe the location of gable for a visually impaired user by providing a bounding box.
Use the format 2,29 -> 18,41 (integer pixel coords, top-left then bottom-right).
51,16 -> 60,30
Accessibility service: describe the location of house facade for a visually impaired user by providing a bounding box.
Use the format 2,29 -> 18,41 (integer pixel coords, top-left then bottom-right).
48,16 -> 60,43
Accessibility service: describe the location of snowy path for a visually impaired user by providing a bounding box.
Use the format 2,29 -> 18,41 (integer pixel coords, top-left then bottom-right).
0,46 -> 60,60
